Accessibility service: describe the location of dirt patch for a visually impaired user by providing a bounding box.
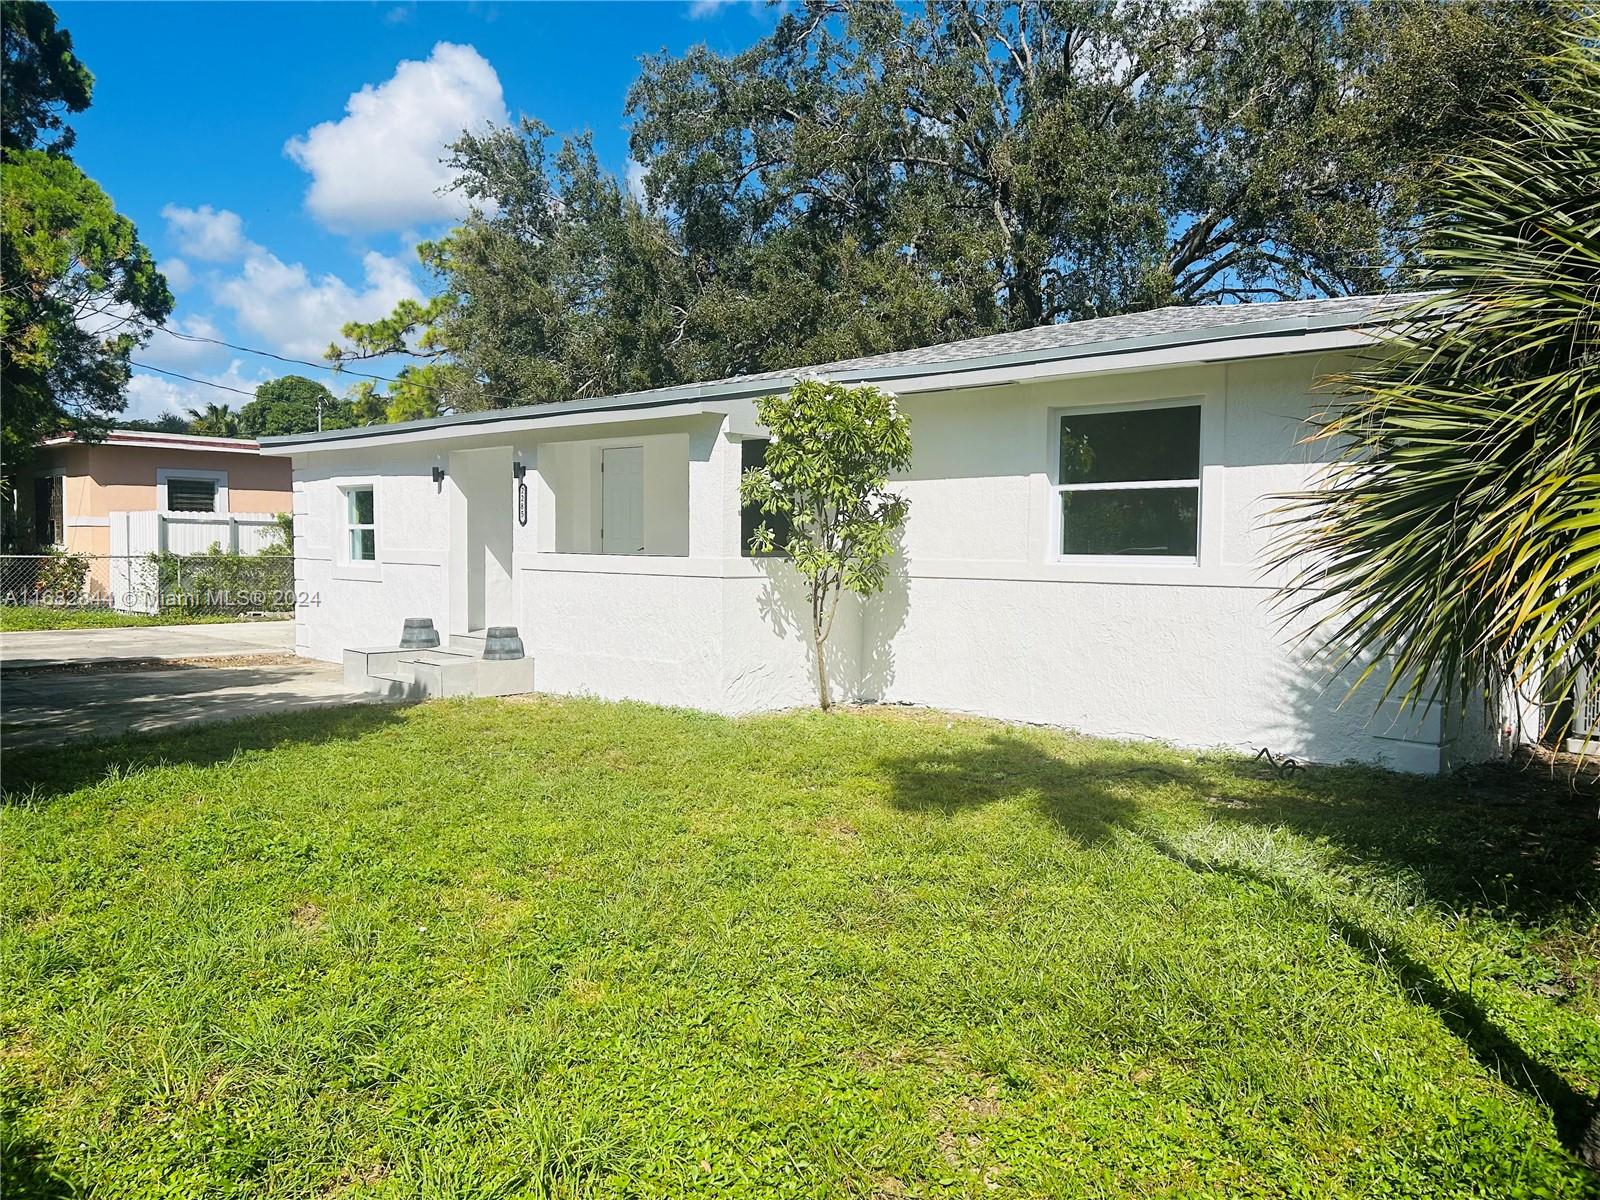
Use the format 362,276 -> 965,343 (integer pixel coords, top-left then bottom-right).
814,816 -> 860,844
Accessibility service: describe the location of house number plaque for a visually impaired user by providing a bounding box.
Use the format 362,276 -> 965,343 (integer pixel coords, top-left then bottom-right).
517,481 -> 528,526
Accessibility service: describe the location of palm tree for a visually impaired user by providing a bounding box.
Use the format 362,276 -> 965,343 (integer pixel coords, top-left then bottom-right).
186,402 -> 240,438
1279,17 -> 1598,747
1276,17 -> 1599,1164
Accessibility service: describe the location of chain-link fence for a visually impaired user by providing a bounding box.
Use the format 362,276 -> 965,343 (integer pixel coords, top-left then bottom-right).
1,552 -> 297,617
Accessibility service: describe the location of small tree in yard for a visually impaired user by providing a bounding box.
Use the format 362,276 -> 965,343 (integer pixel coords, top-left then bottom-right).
741,377 -> 911,710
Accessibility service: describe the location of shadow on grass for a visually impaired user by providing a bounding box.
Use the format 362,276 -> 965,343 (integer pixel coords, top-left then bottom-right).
1223,760 -> 1600,926
0,1129 -> 74,1199
877,731 -> 1178,846
0,702 -> 411,805
876,731 -> 1599,1161
1148,833 -> 1597,1152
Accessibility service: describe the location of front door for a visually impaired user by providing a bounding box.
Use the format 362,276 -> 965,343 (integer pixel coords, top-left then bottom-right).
600,446 -> 645,554
448,446 -> 515,633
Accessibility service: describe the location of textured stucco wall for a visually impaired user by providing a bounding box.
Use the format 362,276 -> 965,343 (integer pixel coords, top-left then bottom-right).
18,443 -> 291,555
287,352 -> 1485,770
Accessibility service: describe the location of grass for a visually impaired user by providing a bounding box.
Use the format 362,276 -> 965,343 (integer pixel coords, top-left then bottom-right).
2,698 -> 1597,1199
0,606 -> 276,632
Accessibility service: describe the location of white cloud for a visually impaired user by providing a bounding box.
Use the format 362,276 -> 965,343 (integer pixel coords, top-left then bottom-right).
161,204 -> 254,261
687,0 -> 769,18
284,43 -> 508,233
139,313 -> 230,370
160,258 -> 193,292
625,159 -> 649,203
215,247 -> 420,360
123,360 -> 270,421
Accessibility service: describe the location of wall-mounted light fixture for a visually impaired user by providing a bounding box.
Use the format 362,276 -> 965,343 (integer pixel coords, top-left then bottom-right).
431,466 -> 446,491
512,461 -> 527,481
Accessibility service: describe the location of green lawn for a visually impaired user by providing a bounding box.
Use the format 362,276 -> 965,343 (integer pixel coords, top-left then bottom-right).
0,606 -> 268,632
3,699 -> 1596,1198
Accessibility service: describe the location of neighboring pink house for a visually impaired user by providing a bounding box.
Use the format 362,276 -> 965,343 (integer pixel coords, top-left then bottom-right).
15,429 -> 293,556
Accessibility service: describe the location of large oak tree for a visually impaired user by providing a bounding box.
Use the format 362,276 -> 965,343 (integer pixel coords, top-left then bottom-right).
335,1 -> 1555,412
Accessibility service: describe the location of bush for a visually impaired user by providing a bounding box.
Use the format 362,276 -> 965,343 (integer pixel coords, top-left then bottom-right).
2,549 -> 93,606
148,546 -> 294,613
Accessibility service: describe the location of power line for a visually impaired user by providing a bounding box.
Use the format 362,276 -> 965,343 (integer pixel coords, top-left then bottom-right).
154,325 -> 408,385
133,331 -> 543,412
130,361 -> 259,398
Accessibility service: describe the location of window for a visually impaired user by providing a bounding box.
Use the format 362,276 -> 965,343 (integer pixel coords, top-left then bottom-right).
740,438 -> 792,557
32,476 -> 62,546
344,486 -> 376,562
1056,405 -> 1200,558
165,477 -> 218,513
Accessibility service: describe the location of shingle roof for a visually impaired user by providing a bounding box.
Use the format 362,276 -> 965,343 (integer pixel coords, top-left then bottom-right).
725,290 -> 1433,386
262,291 -> 1431,449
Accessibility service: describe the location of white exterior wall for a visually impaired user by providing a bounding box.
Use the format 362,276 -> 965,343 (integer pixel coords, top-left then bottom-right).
285,350 -> 1488,771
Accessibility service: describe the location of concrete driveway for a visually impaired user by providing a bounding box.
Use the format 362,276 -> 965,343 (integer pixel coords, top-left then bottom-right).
0,621 -> 386,748
1,660 -> 377,748
0,619 -> 295,669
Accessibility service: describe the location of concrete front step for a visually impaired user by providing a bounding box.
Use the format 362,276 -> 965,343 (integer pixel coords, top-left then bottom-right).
345,641 -> 533,700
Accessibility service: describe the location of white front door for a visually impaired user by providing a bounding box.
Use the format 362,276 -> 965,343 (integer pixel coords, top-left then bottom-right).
448,445 -> 515,633
600,446 -> 645,554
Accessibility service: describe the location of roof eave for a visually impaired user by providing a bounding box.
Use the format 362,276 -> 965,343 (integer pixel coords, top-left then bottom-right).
260,310 -> 1385,455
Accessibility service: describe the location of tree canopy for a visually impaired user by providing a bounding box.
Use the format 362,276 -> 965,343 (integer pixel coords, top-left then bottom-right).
238,375 -> 354,438
0,2 -> 169,465
1,149 -> 173,463
335,0 -> 1555,415
186,403 -> 241,438
1,0 -> 91,154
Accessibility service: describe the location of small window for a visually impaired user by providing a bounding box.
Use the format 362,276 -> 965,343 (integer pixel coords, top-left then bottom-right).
740,439 -> 793,557
166,477 -> 217,513
344,486 -> 376,562
1056,405 -> 1200,557
33,476 -> 63,546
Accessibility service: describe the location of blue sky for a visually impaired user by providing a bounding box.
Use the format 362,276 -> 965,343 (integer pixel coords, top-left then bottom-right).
55,1 -> 782,420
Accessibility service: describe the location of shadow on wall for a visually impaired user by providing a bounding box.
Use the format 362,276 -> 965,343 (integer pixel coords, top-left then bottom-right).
1260,632 -> 1511,773
753,544 -> 910,704
873,730 -> 1600,1155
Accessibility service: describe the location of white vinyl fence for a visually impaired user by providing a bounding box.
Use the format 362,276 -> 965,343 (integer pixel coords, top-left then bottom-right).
110,510 -> 283,558
106,510 -> 284,613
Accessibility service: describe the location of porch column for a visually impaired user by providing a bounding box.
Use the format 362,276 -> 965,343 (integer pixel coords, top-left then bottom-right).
687,417 -> 741,559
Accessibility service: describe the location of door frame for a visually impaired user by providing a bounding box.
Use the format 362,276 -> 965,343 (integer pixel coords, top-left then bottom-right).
447,445 -> 515,634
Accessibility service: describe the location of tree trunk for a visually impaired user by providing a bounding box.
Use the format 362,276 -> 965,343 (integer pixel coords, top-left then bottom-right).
813,617 -> 832,710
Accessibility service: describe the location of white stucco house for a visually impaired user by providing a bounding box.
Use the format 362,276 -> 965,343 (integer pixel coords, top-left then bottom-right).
260,292 -> 1504,774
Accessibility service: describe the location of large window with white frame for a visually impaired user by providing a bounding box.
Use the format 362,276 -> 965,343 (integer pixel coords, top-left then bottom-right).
1055,403 -> 1201,558
342,484 -> 377,563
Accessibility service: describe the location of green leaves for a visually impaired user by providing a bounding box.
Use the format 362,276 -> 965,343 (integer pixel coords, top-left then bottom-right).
741,378 -> 912,707
1277,16 -> 1600,741
0,146 -> 173,462
0,6 -> 170,474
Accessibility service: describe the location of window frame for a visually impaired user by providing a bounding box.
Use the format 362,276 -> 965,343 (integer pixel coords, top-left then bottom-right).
342,484 -> 377,564
1050,397 -> 1203,566
156,467 -> 228,516
738,436 -> 793,559
33,471 -> 65,548
332,478 -> 382,581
